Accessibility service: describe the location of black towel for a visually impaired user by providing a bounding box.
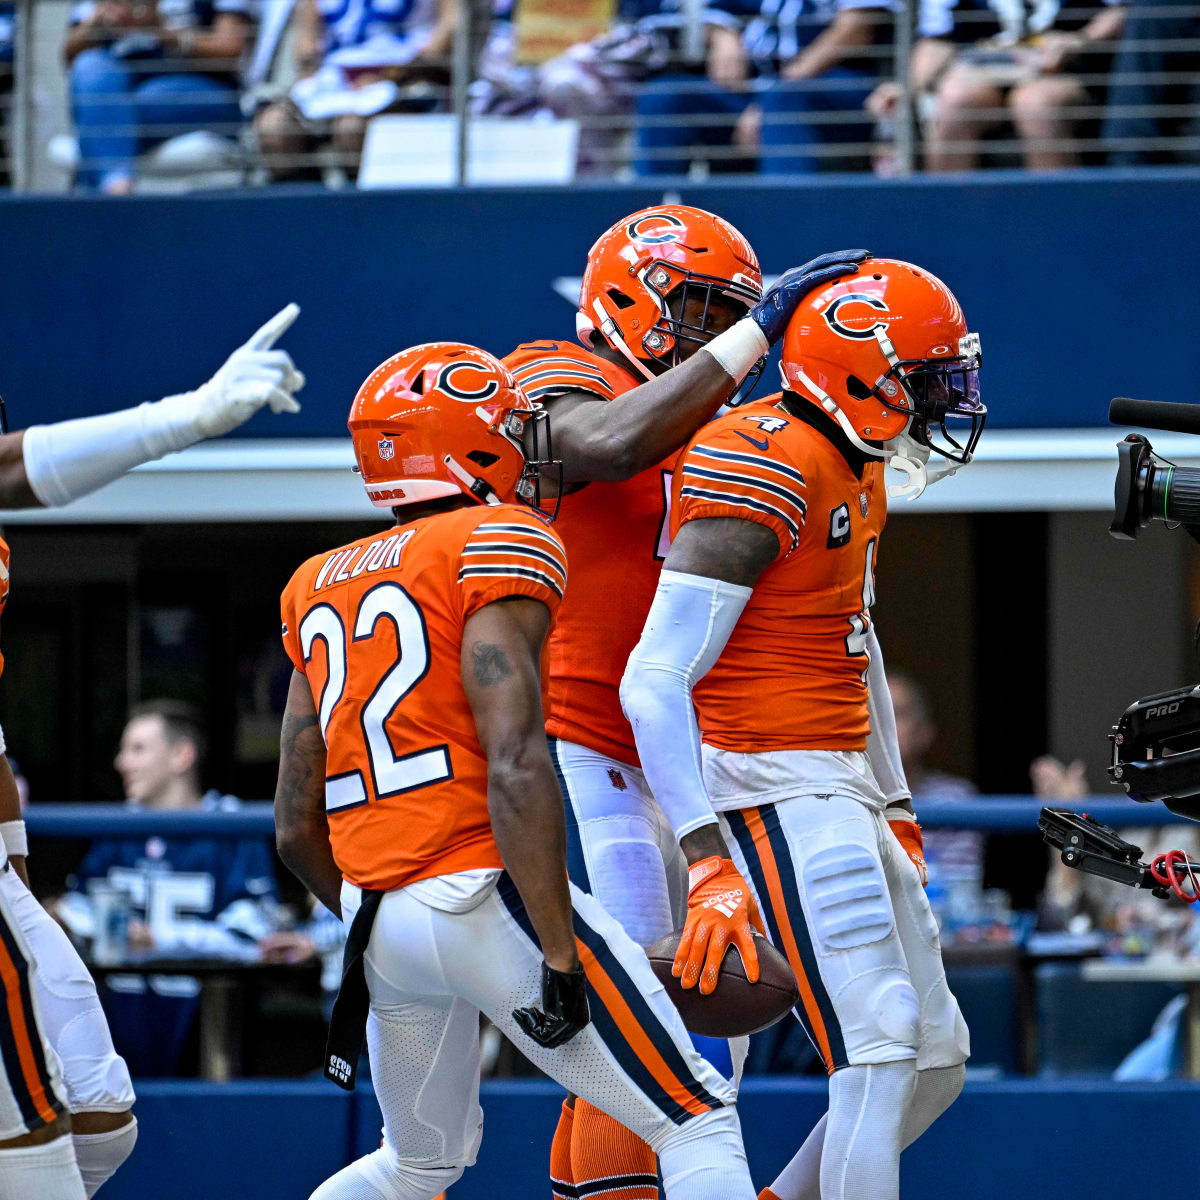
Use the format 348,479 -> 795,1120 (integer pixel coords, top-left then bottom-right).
323,888 -> 383,1091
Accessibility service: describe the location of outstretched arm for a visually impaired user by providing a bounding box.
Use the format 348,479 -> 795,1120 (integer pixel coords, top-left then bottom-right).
1,304 -> 304,510
463,597 -> 590,1048
540,251 -> 870,484
275,669 -> 342,917
622,516 -> 779,992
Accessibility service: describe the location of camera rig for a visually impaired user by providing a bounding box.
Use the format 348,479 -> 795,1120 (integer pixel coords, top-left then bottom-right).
1038,808 -> 1200,903
1108,683 -> 1200,821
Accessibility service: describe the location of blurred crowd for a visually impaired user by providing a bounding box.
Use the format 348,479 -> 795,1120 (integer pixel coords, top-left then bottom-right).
1,0 -> 1199,190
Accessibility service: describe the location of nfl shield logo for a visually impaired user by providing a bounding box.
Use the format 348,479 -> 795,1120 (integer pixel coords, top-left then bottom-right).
859,492 -> 869,517
378,436 -> 395,461
607,768 -> 627,792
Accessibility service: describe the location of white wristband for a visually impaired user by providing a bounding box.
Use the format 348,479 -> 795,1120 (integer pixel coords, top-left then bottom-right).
703,318 -> 769,384
0,821 -> 27,858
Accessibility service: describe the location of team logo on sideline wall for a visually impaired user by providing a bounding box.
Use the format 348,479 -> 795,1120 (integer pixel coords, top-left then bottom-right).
824,293 -> 891,340
378,436 -> 395,461
626,212 -> 685,246
436,362 -> 501,402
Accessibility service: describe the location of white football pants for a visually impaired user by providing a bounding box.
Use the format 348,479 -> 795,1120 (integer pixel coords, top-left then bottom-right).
550,738 -> 686,948
717,791 -> 969,1073
0,867 -> 134,1116
0,864 -> 68,1140
338,874 -> 755,1200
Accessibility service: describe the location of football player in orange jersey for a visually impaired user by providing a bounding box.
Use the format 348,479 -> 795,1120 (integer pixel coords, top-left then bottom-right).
623,261 -> 984,1200
504,207 -> 868,1200
0,303 -> 304,1199
274,343 -> 761,1200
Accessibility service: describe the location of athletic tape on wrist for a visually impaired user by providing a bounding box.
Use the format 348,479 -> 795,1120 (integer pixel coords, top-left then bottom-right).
1,820 -> 27,858
704,318 -> 769,383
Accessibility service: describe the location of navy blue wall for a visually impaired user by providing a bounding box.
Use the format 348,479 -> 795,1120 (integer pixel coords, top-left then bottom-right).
105,1078 -> 1200,1199
2,169 -> 1198,436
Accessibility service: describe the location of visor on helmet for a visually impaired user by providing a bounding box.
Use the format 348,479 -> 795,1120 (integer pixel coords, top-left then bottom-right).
871,334 -> 985,465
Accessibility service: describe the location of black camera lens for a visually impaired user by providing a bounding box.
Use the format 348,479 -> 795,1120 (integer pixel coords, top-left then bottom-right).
1111,434 -> 1200,539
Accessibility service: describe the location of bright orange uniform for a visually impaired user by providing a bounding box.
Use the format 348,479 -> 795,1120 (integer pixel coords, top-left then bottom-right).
504,340 -> 671,767
280,504 -> 567,893
672,396 -> 886,752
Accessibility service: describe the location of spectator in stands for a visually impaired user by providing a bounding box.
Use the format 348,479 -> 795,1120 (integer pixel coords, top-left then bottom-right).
0,3 -> 12,189
634,0 -> 896,176
254,0 -> 459,183
56,700 -> 279,1075
889,671 -> 984,891
63,1 -> 253,195
1102,0 -> 1200,164
914,0 -> 1125,170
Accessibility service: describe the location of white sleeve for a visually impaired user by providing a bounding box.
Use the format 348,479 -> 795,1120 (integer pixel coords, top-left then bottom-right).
620,569 -> 752,841
22,398 -> 207,508
865,625 -> 912,805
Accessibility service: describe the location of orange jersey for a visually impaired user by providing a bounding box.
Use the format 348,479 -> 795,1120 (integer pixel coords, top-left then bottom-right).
280,505 -> 567,893
672,397 -> 887,753
505,340 -> 670,767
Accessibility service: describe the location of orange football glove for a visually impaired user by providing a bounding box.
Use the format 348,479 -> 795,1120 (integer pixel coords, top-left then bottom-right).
674,857 -> 765,995
888,816 -> 928,887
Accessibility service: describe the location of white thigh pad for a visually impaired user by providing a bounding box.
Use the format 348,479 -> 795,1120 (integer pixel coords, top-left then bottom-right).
801,838 -> 894,953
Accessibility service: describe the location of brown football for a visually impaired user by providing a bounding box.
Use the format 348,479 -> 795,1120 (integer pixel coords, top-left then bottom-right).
646,931 -> 799,1038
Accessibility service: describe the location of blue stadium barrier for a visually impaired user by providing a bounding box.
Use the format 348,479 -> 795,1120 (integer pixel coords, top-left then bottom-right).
1,170 -> 1199,435
23,796 -> 1193,836
103,1078 -> 1200,1199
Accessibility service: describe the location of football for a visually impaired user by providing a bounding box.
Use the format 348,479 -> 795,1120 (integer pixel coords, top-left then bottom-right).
645,931 -> 800,1038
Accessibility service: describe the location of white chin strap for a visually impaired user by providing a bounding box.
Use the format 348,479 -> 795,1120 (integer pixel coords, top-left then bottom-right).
589,298 -> 656,381
444,454 -> 502,504
785,364 -> 958,503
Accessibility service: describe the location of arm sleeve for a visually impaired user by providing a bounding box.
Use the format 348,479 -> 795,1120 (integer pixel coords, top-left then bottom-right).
674,430 -> 809,562
457,510 -> 568,621
620,569 -> 752,841
865,625 -> 912,805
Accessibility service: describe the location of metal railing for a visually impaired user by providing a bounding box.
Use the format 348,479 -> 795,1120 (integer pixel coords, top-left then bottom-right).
3,0 -> 1200,190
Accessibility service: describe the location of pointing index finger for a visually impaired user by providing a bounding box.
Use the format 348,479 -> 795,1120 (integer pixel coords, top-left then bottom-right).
243,302 -> 301,351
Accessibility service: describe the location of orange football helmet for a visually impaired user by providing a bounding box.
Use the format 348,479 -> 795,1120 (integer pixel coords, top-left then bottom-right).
348,342 -> 559,512
780,258 -> 984,486
577,205 -> 763,378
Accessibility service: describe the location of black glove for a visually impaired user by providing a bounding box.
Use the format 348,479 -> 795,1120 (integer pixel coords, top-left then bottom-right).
750,250 -> 871,345
513,961 -> 591,1049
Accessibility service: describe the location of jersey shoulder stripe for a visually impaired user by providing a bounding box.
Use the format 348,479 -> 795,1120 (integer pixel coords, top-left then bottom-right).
458,564 -> 565,598
461,541 -> 568,585
681,462 -> 809,518
503,341 -> 627,402
678,485 -> 802,550
689,444 -> 807,490
461,511 -> 569,592
470,522 -> 563,549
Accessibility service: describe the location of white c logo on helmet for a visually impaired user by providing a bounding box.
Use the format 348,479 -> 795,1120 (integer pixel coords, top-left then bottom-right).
436,362 -> 501,402
824,293 -> 891,341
